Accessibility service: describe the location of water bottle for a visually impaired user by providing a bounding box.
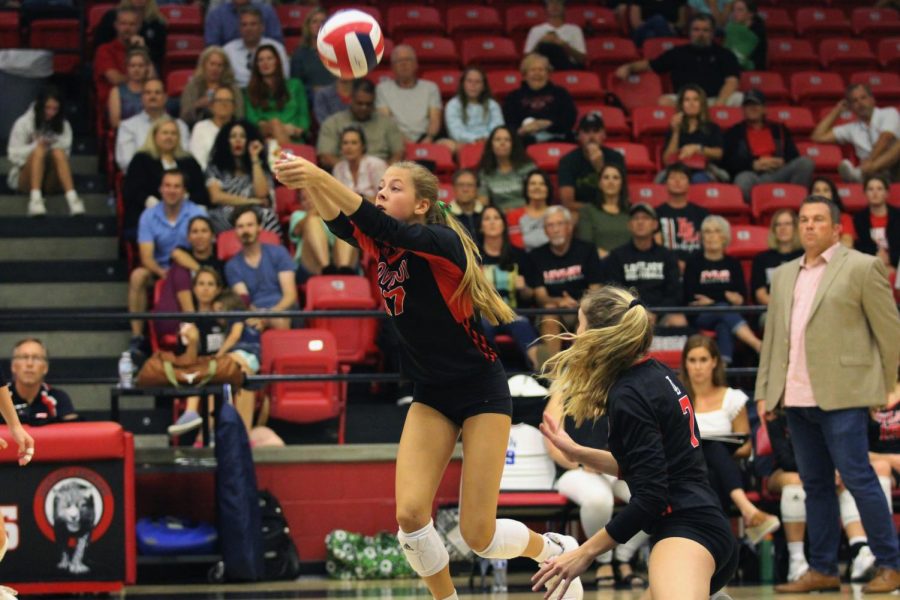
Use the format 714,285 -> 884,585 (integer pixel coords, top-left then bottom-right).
758,534 -> 774,584
118,352 -> 134,389
491,558 -> 508,593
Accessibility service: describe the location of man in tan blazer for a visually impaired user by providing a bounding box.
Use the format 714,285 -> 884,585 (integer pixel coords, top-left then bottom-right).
756,195 -> 900,594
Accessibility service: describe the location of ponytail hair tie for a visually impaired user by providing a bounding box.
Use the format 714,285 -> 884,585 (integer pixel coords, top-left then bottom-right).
629,298 -> 643,309
437,200 -> 451,216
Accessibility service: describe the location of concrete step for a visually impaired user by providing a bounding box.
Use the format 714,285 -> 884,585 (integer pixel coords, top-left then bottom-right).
0,260 -> 126,283
0,308 -> 128,331
0,193 -> 113,217
0,154 -> 99,177
0,330 -> 132,358
59,383 -> 126,413
0,237 -> 119,260
1,357 -> 118,383
0,282 -> 126,308
0,215 -> 116,237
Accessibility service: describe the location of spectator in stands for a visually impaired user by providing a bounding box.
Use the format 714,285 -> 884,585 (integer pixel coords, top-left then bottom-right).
205,120 -> 279,234
448,168 -> 484,239
116,78 -> 190,172
128,168 -> 208,357
444,67 -> 504,146
95,0 -> 167,69
244,44 -> 309,146
661,85 -> 724,183
681,335 -> 780,544
123,117 -> 208,238
223,6 -> 289,88
332,125 -> 387,203
108,48 -> 152,129
575,163 -> 631,258
629,0 -> 687,47
655,163 -> 709,266
751,209 -> 802,309
528,206 -> 604,356
723,0 -> 766,70
477,205 -> 541,370
683,215 -> 762,363
617,13 -> 743,107
854,175 -> 900,274
686,0 -> 732,27
10,338 -> 78,425
179,46 -> 245,128
603,203 -> 686,326
190,86 -> 238,171
809,177 -> 855,248
376,45 -> 445,147
558,112 -> 626,211
543,396 -> 650,588
289,7 -> 335,93
6,86 -> 84,217
205,0 -> 282,48
317,79 -> 405,170
476,125 -> 535,211
523,0 -> 587,71
288,189 -> 359,283
506,169 -> 552,251
723,90 -> 814,202
93,7 -> 145,110
503,53 -> 577,146
313,79 -> 353,126
812,84 -> 900,183
226,206 -> 297,330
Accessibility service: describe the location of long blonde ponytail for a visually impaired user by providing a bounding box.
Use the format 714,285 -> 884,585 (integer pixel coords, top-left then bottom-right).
542,286 -> 653,426
396,161 -> 516,326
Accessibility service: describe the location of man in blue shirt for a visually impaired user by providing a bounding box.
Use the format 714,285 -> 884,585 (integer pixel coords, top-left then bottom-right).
226,206 -> 297,331
128,169 -> 207,357
204,0 -> 283,47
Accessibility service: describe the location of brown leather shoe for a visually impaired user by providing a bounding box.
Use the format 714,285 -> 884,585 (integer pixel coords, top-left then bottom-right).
862,567 -> 900,593
774,569 -> 840,593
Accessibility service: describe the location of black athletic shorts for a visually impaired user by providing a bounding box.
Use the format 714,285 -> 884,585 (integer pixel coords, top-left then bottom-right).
650,505 -> 740,594
412,361 -> 512,427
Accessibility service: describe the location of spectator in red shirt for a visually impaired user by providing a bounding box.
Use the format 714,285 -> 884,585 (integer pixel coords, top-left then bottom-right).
854,175 -> 900,274
93,8 -> 146,111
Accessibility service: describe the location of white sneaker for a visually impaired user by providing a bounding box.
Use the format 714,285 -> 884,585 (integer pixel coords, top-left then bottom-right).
27,196 -> 46,217
67,195 -> 85,216
850,545 -> 877,582
788,556 -> 809,582
0,585 -> 18,600
540,533 -> 584,600
838,159 -> 862,183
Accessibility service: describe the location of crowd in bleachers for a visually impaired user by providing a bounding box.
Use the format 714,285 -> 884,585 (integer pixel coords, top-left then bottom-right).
2,0 -> 900,588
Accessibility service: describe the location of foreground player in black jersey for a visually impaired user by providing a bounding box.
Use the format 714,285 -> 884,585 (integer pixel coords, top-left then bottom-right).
0,367 -> 36,600
533,286 -> 739,600
275,157 -> 584,600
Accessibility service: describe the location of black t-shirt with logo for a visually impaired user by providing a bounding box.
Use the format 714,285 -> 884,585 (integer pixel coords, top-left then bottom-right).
682,254 -> 747,305
604,241 -> 682,307
656,202 -> 710,262
750,248 -> 802,294
11,383 -> 77,425
526,239 -> 604,299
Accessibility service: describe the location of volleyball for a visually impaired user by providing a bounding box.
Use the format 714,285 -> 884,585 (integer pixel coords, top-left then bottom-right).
316,10 -> 385,80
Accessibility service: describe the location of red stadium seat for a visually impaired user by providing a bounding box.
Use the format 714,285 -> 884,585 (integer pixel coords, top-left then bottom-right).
575,104 -> 630,140
790,71 -> 845,112
768,106 -> 816,138
446,5 -> 504,40
819,39 -> 878,81
851,7 -> 900,37
284,35 -> 301,55
709,107 -> 743,132
28,19 -> 79,61
364,68 -> 393,87
727,225 -> 769,259
305,275 -> 380,365
688,184 -> 750,224
403,36 -> 459,70
649,349 -> 682,369
878,37 -> 900,70
850,72 -> 900,105
629,182 -> 668,207
216,229 -> 281,261
631,105 -> 675,157
568,5 -> 620,35
0,11 -> 20,48
421,69 -> 462,100
87,4 -> 111,45
329,5 -> 381,23
606,71 -> 663,113
405,142 -> 456,174
438,182 -> 453,203
526,143 -> 577,172
165,69 -> 193,97
549,71 -> 603,101
460,36 -> 519,70
159,4 -> 202,34
505,5 -> 544,40
261,329 -> 348,443
458,141 -> 485,169
767,38 -> 819,77
274,186 -> 301,225
276,5 -> 314,35
585,37 -> 639,75
836,183 -> 868,213
797,142 -> 843,176
607,142 -> 656,181
281,143 -> 317,164
388,5 -> 443,39
740,71 -> 789,104
751,183 -> 807,225
757,7 -> 794,37
795,8 -> 851,43
486,69 -> 522,101
642,37 -> 688,62
165,35 -> 204,73
816,105 -> 855,130
892,184 -> 900,208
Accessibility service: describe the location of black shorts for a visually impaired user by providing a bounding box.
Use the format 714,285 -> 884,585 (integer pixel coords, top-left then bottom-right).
412,361 -> 512,428
650,505 -> 740,594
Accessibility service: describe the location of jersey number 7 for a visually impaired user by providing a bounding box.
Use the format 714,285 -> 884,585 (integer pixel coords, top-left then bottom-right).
679,395 -> 700,448
382,287 -> 407,317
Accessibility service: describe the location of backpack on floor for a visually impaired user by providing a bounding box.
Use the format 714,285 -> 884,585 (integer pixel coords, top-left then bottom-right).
259,490 -> 301,580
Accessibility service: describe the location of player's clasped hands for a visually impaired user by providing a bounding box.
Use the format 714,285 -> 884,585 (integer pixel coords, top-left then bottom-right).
272,151 -> 322,191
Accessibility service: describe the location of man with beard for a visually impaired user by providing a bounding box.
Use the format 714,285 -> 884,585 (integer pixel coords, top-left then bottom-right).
225,206 -> 296,331
615,14 -> 742,107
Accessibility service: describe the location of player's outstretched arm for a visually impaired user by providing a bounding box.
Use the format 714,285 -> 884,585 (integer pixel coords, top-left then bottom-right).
539,412 -> 619,476
273,154 -> 363,220
0,386 -> 34,466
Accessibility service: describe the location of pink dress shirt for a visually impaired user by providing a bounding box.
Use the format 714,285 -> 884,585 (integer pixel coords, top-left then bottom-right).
784,242 -> 841,408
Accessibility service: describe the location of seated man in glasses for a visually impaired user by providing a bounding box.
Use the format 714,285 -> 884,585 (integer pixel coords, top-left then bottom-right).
10,338 -> 78,425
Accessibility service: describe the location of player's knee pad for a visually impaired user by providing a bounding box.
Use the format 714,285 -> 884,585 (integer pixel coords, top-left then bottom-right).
472,519 -> 530,559
397,520 -> 449,578
879,476 -> 893,512
780,484 -> 807,523
839,489 -> 861,527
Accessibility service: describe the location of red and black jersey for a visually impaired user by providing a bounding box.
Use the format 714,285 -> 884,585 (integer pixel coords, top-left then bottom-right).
327,201 -> 499,384
605,359 -> 722,544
